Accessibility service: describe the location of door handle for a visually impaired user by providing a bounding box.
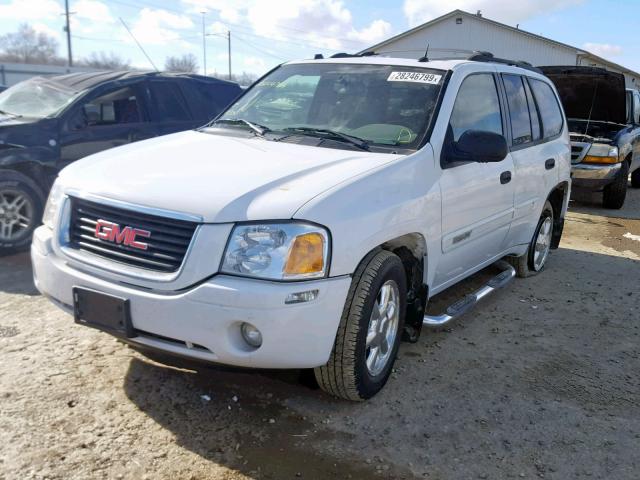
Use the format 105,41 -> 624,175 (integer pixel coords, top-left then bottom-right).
545,158 -> 555,170
500,171 -> 512,184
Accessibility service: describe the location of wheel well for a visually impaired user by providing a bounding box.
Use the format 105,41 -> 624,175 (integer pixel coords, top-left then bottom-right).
379,233 -> 428,343
0,162 -> 55,197
548,182 -> 569,249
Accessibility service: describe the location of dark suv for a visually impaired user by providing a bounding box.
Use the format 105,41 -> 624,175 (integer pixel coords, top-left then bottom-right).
0,71 -> 241,254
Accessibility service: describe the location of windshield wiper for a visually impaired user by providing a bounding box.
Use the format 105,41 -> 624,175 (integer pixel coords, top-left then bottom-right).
210,118 -> 271,137
280,127 -> 370,151
0,109 -> 22,119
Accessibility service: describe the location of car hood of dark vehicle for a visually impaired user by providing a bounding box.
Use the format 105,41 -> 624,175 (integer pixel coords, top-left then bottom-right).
539,66 -> 627,125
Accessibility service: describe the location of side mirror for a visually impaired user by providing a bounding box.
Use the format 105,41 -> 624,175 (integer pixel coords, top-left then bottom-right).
448,130 -> 508,163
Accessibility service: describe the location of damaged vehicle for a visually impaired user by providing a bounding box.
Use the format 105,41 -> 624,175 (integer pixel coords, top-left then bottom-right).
32,54 -> 571,400
540,66 -> 640,209
0,72 -> 241,254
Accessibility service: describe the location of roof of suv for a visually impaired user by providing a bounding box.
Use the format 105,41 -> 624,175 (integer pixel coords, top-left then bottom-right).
46,70 -> 239,92
290,55 -> 544,76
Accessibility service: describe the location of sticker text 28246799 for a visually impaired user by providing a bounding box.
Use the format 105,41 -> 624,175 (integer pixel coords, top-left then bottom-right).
387,72 -> 442,84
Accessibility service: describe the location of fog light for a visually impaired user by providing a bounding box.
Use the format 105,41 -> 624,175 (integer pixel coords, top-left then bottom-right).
241,322 -> 262,348
285,289 -> 319,304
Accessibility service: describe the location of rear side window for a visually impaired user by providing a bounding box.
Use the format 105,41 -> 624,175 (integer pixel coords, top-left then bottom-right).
149,82 -> 191,121
449,73 -> 503,141
529,79 -> 563,138
502,74 -> 532,146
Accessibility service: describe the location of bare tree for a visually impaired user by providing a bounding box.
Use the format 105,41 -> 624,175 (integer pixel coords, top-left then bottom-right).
211,70 -> 258,86
0,23 -> 64,65
164,54 -> 198,73
80,52 -> 131,70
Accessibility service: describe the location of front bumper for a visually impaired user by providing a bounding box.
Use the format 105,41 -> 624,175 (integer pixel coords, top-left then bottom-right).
32,226 -> 351,369
571,163 -> 622,191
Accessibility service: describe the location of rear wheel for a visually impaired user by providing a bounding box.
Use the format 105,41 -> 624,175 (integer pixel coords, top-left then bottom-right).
0,170 -> 44,255
507,201 -> 554,278
602,161 -> 629,209
314,250 -> 406,401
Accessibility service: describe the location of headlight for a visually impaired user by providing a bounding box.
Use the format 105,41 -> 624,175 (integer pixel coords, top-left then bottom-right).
42,181 -> 64,229
221,222 -> 330,280
583,143 -> 619,164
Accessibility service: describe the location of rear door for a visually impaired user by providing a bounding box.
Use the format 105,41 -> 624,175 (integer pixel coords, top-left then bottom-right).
436,72 -> 515,288
503,74 -> 566,247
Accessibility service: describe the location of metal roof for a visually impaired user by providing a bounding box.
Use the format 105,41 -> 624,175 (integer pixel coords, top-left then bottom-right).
45,70 -> 239,92
362,9 -> 640,80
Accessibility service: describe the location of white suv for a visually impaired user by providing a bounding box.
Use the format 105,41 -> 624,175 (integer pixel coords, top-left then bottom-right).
32,54 -> 571,400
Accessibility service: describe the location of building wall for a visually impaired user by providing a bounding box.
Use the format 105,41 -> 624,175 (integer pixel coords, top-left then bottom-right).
0,62 -> 94,87
375,14 -> 578,66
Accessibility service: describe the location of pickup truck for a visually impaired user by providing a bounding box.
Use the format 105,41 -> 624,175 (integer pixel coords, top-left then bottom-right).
32,54 -> 571,400
540,66 -> 640,208
0,71 -> 241,254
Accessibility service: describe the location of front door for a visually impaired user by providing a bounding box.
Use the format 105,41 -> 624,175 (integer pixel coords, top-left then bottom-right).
435,72 -> 515,289
59,84 -> 156,168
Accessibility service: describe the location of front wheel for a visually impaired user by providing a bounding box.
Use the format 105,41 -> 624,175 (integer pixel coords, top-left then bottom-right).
314,250 -> 406,401
602,161 -> 629,209
0,170 -> 44,255
507,201 -> 554,278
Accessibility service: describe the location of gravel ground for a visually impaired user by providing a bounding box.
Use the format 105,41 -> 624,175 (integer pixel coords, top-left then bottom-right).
1,188 -> 639,480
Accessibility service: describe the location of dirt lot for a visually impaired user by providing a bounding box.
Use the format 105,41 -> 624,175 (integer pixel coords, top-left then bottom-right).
1,188 -> 639,480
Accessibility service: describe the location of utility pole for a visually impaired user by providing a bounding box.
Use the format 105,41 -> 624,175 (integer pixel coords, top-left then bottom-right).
201,12 -> 207,76
227,30 -> 231,80
64,0 -> 73,67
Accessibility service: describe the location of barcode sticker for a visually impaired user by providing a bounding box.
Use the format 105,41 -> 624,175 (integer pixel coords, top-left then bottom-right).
387,71 -> 442,84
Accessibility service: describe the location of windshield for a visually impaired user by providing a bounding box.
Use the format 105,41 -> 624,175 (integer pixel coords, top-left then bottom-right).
0,77 -> 80,118
217,62 -> 446,150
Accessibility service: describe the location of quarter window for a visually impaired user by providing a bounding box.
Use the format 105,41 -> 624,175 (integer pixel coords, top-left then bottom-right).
503,74 -> 532,146
529,78 -> 564,137
449,74 -> 503,142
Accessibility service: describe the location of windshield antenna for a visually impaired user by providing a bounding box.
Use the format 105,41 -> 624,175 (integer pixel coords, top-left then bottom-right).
418,44 -> 429,62
119,17 -> 159,71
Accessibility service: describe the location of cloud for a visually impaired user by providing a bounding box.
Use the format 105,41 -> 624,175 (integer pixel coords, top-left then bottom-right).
403,0 -> 584,27
243,56 -> 266,69
127,8 -> 194,46
32,22 -> 62,41
0,0 -> 62,21
183,0 -> 391,50
583,42 -> 622,58
72,0 -> 115,23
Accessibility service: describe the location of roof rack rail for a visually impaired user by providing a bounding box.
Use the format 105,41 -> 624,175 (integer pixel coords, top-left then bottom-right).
321,51 -> 377,59
467,51 -> 543,74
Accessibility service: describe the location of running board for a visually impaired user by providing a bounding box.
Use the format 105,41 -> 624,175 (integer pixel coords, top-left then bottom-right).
423,261 -> 516,327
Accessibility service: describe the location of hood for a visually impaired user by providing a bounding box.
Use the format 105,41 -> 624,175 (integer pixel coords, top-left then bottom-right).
0,117 -> 57,160
539,66 -> 626,125
59,130 -> 402,223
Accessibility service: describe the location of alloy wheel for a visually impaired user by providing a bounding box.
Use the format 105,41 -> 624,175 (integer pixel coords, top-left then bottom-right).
0,189 -> 34,242
365,280 -> 400,377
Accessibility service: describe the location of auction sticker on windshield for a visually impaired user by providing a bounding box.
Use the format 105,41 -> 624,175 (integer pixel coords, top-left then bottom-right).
387,72 -> 442,84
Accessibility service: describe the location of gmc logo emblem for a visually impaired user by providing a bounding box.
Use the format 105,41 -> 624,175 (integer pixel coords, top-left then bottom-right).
94,219 -> 151,251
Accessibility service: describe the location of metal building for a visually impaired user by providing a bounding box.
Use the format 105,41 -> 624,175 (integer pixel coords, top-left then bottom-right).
363,9 -> 640,88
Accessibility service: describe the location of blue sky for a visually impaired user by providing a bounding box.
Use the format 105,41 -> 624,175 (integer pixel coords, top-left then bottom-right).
0,0 -> 638,76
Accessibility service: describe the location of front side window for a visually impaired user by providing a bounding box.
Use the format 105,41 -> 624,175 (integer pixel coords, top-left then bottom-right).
503,74 -> 533,146
81,87 -> 143,127
529,79 -> 563,138
449,73 -> 503,141
218,63 -> 446,150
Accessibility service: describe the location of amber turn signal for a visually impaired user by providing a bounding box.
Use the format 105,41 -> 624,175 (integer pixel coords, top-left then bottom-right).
582,155 -> 619,165
284,232 -> 325,275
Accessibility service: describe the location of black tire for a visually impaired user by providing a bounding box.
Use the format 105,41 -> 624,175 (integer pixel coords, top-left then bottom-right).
507,201 -> 554,278
0,170 -> 45,256
314,250 -> 407,401
631,166 -> 640,188
602,161 -> 629,209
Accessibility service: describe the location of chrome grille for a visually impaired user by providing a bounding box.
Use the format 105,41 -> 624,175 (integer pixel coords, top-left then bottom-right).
67,197 -> 198,273
570,141 -> 590,164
